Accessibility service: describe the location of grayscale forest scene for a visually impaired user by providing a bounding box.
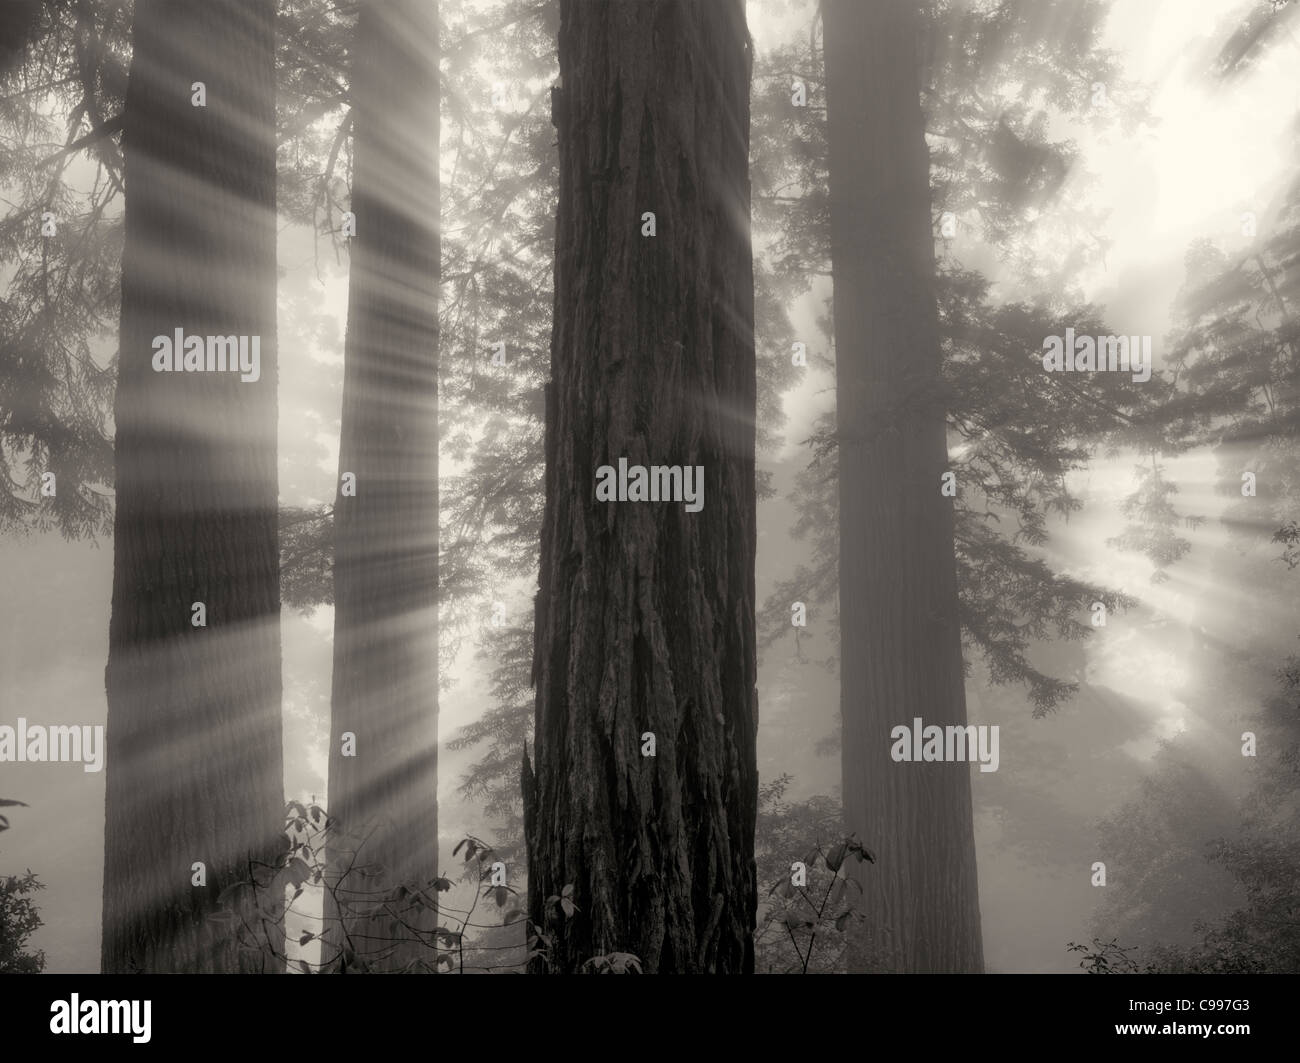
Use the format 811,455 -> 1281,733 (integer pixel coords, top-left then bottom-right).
1,0 -> 1298,977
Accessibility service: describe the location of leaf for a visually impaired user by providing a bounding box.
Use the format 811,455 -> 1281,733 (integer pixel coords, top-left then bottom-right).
610,952 -> 643,974
216,881 -> 248,908
847,836 -> 876,864
432,876 -> 453,892
453,838 -> 468,857
0,799 -> 29,808
286,858 -> 312,888
297,959 -> 311,975
493,885 -> 509,907
560,898 -> 576,918
778,879 -> 794,899
503,907 -> 523,923
825,841 -> 848,873
835,910 -> 851,933
298,931 -> 314,946
561,883 -> 574,898
830,878 -> 846,906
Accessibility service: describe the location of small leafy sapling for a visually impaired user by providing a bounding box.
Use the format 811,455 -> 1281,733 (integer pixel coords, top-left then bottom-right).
544,882 -> 580,920
1066,937 -> 1151,974
1274,519 -> 1299,568
0,869 -> 47,973
758,832 -> 875,974
207,817 -> 537,973
525,920 -> 553,969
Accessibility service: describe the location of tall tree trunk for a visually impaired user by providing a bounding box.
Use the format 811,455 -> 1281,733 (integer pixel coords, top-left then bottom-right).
825,0 -> 984,972
325,0 -> 440,973
102,0 -> 283,974
524,0 -> 758,974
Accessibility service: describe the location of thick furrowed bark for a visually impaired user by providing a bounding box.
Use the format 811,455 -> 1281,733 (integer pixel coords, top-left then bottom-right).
526,0 -> 759,975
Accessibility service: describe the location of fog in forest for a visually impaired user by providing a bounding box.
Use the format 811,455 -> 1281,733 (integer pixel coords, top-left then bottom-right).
2,0 -> 1298,976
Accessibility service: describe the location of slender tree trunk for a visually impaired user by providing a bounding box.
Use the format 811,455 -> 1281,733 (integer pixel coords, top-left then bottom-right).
524,0 -> 758,974
102,0 -> 283,974
824,0 -> 984,973
325,0 -> 440,972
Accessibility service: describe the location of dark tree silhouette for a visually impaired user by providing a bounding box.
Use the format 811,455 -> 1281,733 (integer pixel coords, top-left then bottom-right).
101,0 -> 283,973
824,0 -> 982,972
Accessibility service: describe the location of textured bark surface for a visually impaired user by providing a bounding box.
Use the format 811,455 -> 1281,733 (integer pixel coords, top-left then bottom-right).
825,0 -> 984,973
525,0 -> 758,974
102,0 -> 283,973
324,0 -> 440,972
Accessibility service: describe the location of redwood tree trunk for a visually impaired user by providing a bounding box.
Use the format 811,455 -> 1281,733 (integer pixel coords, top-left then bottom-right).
824,0 -> 984,972
102,0 -> 283,973
524,0 -> 758,975
325,0 -> 440,972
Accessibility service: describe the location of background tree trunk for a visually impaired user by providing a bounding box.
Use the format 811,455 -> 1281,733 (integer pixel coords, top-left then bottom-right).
525,0 -> 758,974
825,0 -> 985,973
0,0 -> 47,78
102,0 -> 283,974
324,0 -> 441,972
